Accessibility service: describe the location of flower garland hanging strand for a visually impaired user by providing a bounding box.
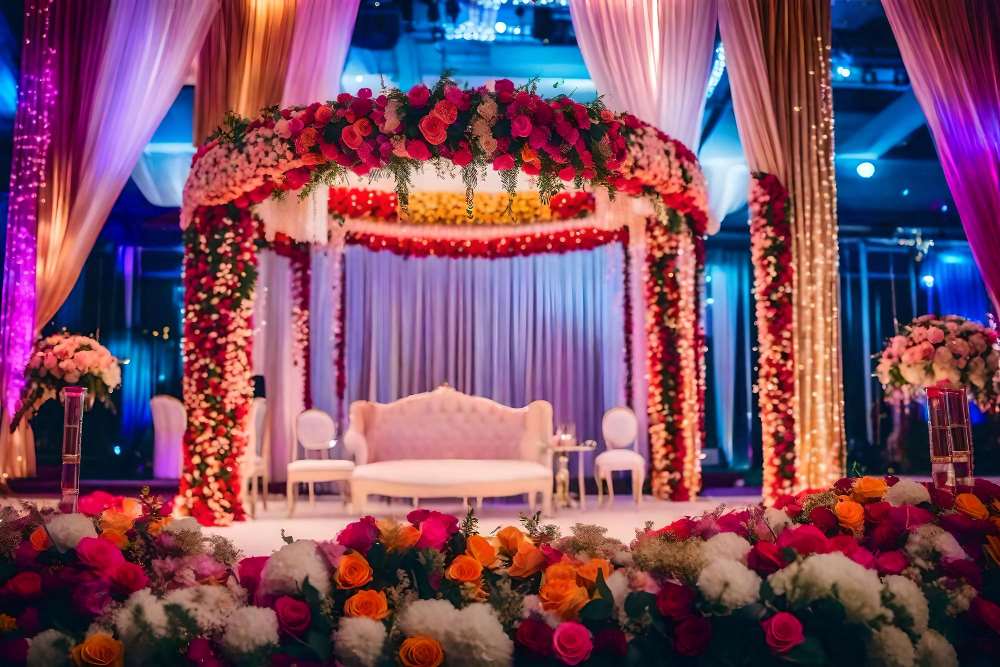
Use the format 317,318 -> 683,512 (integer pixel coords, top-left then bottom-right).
269,233 -> 312,408
750,173 -> 796,502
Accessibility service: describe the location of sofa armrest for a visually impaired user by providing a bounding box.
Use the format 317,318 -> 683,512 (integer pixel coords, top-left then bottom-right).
344,400 -> 373,464
343,428 -> 369,465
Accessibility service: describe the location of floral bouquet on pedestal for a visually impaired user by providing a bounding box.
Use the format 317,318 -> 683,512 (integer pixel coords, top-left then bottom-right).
876,315 -> 999,412
12,333 -> 122,430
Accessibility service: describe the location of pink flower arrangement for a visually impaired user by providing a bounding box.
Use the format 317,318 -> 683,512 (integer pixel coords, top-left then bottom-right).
876,314 -> 999,411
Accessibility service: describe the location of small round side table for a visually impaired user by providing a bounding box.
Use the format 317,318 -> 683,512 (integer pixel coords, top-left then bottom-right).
550,438 -> 597,510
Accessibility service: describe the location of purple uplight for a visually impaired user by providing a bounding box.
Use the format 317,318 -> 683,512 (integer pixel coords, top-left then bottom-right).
0,0 -> 55,415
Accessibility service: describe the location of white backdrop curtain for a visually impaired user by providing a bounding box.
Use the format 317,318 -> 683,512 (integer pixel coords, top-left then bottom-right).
342,244 -> 628,474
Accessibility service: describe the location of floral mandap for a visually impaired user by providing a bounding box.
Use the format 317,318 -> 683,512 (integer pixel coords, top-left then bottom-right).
1,476 -> 999,666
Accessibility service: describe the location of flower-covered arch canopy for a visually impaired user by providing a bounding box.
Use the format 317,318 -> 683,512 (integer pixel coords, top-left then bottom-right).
180,77 -> 709,525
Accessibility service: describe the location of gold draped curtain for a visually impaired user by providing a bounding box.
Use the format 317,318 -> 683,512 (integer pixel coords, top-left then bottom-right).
719,0 -> 845,491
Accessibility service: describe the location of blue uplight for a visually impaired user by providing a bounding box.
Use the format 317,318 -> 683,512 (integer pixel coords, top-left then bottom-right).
113,445 -> 122,455
836,66 -> 852,78
856,161 -> 876,178
921,274 -> 935,288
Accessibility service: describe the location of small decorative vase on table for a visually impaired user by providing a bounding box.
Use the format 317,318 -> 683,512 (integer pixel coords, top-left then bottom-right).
926,385 -> 974,489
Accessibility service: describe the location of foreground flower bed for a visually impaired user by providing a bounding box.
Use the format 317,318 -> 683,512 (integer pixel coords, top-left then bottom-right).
1,478 -> 999,666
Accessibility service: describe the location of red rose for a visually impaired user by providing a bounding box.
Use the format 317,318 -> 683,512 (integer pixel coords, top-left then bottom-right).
314,105 -> 333,125
929,486 -> 955,509
337,516 -> 379,553
969,596 -> 1000,635
674,615 -> 712,656
110,562 -> 149,595
492,153 -> 516,171
875,550 -> 908,575
237,555 -> 270,600
869,522 -> 903,551
407,84 -> 430,108
833,477 -> 854,494
73,576 -> 112,616
865,501 -> 891,524
451,144 -> 473,167
76,536 -> 125,571
16,607 -> 40,635
941,558 -> 983,588
558,166 -> 576,181
761,612 -> 805,654
747,541 -> 786,575
515,618 -> 553,656
888,505 -> 934,529
511,114 -> 533,138
4,571 -> 42,599
341,124 -> 363,150
593,627 -> 627,656
656,581 -> 695,620
808,507 -> 838,534
405,139 -> 432,161
275,596 -> 312,636
848,546 -> 876,569
432,99 -> 458,125
777,525 -> 830,555
418,114 -> 448,145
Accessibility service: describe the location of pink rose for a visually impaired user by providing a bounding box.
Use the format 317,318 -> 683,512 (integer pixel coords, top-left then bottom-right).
492,153 -> 515,171
887,505 -> 934,529
848,546 -> 876,569
412,511 -> 458,551
237,556 -> 269,600
275,596 -> 312,636
511,114 -> 533,138
777,525 -> 830,555
407,84 -> 431,108
73,576 -> 112,616
78,491 -> 117,517
552,622 -> 593,665
405,138 -> 432,161
761,612 -> 805,654
337,516 -> 379,553
76,536 -> 125,571
875,550 -> 908,575
558,165 -> 576,181
515,618 -> 553,656
110,562 -> 149,595
927,327 -> 945,344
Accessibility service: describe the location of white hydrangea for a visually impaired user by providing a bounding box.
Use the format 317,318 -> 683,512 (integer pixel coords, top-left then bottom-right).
605,569 -> 630,619
46,513 -> 97,551
763,507 -> 793,535
222,606 -> 280,656
701,532 -> 752,564
768,553 -> 888,624
259,540 -> 331,597
115,588 -> 169,641
163,584 -> 240,633
915,630 -> 957,667
697,559 -> 761,610
397,600 -> 513,667
905,525 -> 967,570
27,629 -> 73,667
884,481 -> 931,507
882,575 -> 928,636
866,625 -> 915,667
334,616 -> 387,667
163,517 -> 202,535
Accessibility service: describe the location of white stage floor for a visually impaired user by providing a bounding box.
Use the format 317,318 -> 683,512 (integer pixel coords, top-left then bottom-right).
205,494 -> 760,555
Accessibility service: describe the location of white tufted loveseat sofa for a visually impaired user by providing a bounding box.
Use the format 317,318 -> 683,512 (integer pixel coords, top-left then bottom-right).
345,385 -> 553,514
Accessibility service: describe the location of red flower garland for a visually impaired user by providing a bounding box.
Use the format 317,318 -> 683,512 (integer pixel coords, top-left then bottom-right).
750,173 -> 796,502
178,205 -> 257,525
345,226 -> 627,259
269,233 -> 312,408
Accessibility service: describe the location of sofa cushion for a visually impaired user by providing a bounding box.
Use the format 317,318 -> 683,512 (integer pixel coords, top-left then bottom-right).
352,459 -> 550,487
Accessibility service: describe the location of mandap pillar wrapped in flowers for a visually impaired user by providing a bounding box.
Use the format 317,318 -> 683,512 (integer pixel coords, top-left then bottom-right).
179,79 -> 709,524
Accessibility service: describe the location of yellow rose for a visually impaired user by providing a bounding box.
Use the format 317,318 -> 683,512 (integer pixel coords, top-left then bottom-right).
576,559 -> 612,589
539,578 -> 590,620
507,541 -> 546,578
852,476 -> 888,503
336,553 -> 373,589
445,554 -> 483,583
343,589 -> 390,620
834,500 -> 865,533
466,534 -> 497,567
496,526 -> 525,556
71,633 -> 123,667
399,636 -> 444,667
955,493 -> 989,520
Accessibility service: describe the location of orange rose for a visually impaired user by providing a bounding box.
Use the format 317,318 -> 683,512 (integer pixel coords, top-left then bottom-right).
852,476 -> 888,502
466,535 -> 497,567
398,636 -> 444,667
100,529 -> 128,549
336,553 -> 373,589
29,526 -> 50,551
100,510 -> 134,534
446,554 -> 483,583
378,519 -> 421,552
985,535 -> 1000,567
576,559 -> 612,589
70,633 -> 123,667
0,614 -> 15,632
120,498 -> 143,519
834,500 -> 865,533
496,526 -> 525,556
418,114 -> 448,146
539,578 -> 590,619
146,520 -> 166,537
544,562 -> 578,582
507,541 -> 546,578
955,493 -> 989,520
343,589 -> 390,620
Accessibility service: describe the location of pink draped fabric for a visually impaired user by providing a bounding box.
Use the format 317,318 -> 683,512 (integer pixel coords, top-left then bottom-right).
282,0 -> 359,106
568,0 -> 717,149
882,0 -> 1000,311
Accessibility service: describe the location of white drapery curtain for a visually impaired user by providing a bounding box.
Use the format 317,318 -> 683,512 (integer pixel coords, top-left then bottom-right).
342,244 -> 628,474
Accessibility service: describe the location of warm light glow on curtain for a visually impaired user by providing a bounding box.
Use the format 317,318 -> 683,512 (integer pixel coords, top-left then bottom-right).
719,0 -> 845,493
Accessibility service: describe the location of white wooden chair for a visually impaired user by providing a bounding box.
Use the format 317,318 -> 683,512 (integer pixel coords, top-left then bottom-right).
150,395 -> 185,479
286,409 -> 354,516
594,406 -> 644,505
241,397 -> 269,517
